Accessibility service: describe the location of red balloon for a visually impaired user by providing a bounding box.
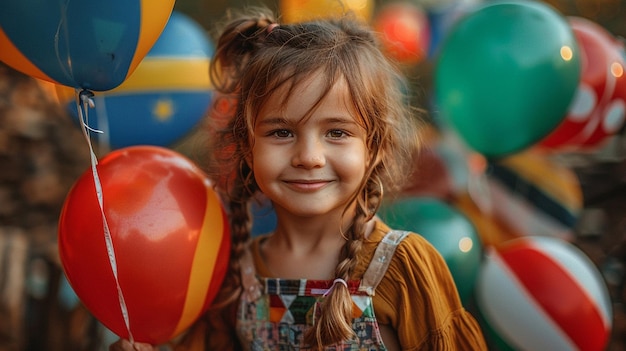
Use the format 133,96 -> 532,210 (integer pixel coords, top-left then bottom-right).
578,43 -> 626,149
540,17 -> 626,150
58,146 -> 230,344
373,2 -> 430,65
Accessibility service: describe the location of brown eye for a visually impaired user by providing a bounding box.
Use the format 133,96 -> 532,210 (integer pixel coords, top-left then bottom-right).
328,129 -> 347,138
272,129 -> 292,138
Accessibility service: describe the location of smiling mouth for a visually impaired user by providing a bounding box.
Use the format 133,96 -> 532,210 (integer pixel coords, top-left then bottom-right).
283,180 -> 331,192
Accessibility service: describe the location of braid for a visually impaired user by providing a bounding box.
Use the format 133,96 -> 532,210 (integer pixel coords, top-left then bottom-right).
303,186 -> 375,348
203,176 -> 253,349
210,165 -> 256,307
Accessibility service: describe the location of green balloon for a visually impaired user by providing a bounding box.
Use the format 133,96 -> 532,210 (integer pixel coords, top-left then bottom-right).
378,197 -> 482,305
434,1 -> 581,158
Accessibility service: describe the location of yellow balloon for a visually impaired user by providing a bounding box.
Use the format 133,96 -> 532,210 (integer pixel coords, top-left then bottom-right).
280,0 -> 374,24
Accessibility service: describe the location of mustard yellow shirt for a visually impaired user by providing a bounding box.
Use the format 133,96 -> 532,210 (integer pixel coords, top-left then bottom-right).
175,220 -> 487,350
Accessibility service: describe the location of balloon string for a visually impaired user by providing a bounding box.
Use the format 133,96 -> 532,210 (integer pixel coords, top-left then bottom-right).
75,89 -> 134,344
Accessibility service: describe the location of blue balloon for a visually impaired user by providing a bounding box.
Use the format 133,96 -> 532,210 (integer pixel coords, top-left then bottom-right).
60,12 -> 214,149
0,0 -> 175,91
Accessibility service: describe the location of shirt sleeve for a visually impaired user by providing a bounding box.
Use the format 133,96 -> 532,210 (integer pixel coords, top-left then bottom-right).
372,232 -> 488,350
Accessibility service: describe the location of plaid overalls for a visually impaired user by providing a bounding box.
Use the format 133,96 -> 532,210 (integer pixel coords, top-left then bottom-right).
236,230 -> 410,350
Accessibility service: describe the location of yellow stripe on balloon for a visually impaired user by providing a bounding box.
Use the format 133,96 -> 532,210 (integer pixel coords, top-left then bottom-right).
53,59 -> 211,102
499,152 -> 582,212
172,188 -> 224,336
127,0 -> 176,80
0,28 -> 54,84
109,58 -> 211,94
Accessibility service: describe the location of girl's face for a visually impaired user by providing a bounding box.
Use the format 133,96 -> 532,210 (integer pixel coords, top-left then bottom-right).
250,72 -> 368,219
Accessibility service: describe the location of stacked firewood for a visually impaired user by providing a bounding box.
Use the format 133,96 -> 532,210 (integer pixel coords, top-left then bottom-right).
0,62 -> 102,351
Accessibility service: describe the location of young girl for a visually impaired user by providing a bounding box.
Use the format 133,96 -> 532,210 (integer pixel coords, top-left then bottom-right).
111,7 -> 487,351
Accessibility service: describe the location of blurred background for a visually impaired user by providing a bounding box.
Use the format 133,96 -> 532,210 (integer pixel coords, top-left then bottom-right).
1,0 -> 625,350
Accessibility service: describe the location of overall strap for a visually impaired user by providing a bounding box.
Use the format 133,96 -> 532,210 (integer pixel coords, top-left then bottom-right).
239,243 -> 262,302
358,230 -> 411,296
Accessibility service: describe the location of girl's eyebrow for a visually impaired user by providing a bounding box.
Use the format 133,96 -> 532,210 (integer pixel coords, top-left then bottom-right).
257,115 -> 360,127
323,116 -> 359,125
256,117 -> 289,127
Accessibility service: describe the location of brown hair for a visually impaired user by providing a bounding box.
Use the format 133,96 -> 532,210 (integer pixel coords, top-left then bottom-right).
204,7 -> 422,349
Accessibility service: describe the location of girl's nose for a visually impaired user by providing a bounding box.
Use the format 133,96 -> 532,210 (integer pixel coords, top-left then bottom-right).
291,137 -> 326,169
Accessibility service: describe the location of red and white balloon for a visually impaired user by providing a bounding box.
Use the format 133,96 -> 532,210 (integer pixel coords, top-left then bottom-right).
540,17 -> 626,151
476,236 -> 612,351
